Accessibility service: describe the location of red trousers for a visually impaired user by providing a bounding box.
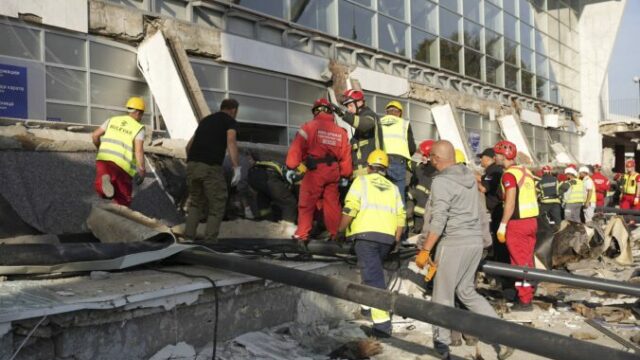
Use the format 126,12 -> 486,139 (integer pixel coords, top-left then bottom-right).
95,160 -> 133,207
295,163 -> 340,240
620,194 -> 640,210
505,217 -> 537,304
596,192 -> 605,207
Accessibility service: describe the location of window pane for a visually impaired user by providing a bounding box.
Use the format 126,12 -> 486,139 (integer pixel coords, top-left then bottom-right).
464,48 -> 482,80
238,122 -> 287,145
485,2 -> 502,33
536,77 -> 548,100
521,47 -> 533,71
45,33 -> 85,67
229,68 -> 285,98
352,0 -> 373,7
290,0 -> 334,33
520,23 -> 533,49
201,90 -> 226,113
234,94 -> 286,125
463,0 -> 481,22
486,30 -> 503,59
289,102 -> 312,126
522,70 -> 534,96
520,0 -> 532,24
463,20 -> 482,51
411,121 -> 438,141
411,0 -> 438,34
504,0 -> 516,15
440,0 -> 459,12
288,80 -> 326,104
90,74 -> 149,108
440,39 -> 461,73
91,107 -> 151,126
486,57 -> 503,86
409,102 -> 432,123
504,13 -> 518,41
378,0 -> 405,20
339,1 -> 374,46
46,103 -> 86,124
505,39 -> 518,65
412,28 -> 438,65
156,0 -> 187,19
482,130 -> 501,151
191,62 -> 225,90
90,42 -> 140,78
536,53 -> 548,77
379,16 -> 408,56
464,112 -> 482,129
227,17 -> 255,38
234,0 -> 284,18
46,67 -> 86,102
0,23 -> 40,60
505,64 -> 518,91
440,8 -> 461,43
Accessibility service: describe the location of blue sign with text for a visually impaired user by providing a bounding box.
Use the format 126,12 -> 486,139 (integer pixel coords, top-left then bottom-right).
0,64 -> 28,119
468,131 -> 481,154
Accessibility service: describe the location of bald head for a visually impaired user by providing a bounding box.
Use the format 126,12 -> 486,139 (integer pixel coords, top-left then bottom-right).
431,140 -> 455,171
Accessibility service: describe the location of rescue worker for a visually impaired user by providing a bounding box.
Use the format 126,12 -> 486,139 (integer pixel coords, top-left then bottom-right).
286,98 -> 352,244
92,96 -> 146,207
619,159 -> 640,209
331,89 -> 383,177
337,150 -> 405,338
537,165 -> 562,225
591,164 -> 610,207
415,140 -> 513,360
185,99 -> 241,242
379,100 -> 416,200
579,166 -> 596,224
407,140 -> 437,234
477,148 -> 506,258
247,157 -> 297,227
558,167 -> 584,223
494,140 -> 539,312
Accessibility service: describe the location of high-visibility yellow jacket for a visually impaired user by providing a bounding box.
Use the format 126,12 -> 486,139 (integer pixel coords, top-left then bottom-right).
501,165 -> 539,219
564,179 -> 585,204
255,160 -> 284,178
380,114 -> 410,160
96,115 -> 144,177
343,173 -> 405,244
623,173 -> 639,195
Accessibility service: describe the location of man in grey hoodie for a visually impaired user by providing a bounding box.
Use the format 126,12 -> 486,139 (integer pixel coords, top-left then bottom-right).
414,141 -> 513,360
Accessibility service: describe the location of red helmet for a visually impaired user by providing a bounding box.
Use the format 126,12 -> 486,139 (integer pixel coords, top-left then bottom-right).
593,163 -> 601,169
494,140 -> 517,160
626,159 -> 635,168
542,165 -> 552,173
557,173 -> 567,182
419,140 -> 434,157
567,163 -> 577,169
342,89 -> 365,105
312,98 -> 331,114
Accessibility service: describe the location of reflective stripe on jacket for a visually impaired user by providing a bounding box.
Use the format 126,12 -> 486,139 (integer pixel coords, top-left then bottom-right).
564,179 -> 585,204
380,114 -> 410,160
96,115 -> 143,177
501,166 -> 539,219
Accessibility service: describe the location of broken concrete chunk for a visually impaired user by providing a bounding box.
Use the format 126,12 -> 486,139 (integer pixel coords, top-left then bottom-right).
149,342 -> 196,360
570,331 -> 598,340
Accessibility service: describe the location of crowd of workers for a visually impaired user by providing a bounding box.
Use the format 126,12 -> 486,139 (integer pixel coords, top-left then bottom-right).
92,92 -> 639,360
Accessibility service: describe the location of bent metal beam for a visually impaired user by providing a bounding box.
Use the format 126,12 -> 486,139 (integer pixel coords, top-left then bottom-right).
174,250 -> 637,360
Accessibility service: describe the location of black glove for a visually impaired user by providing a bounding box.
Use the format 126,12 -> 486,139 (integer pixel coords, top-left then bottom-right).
134,174 -> 144,185
389,241 -> 399,254
330,102 -> 346,117
334,231 -> 346,243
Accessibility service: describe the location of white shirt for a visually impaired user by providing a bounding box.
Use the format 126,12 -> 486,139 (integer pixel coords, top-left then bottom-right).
583,176 -> 595,205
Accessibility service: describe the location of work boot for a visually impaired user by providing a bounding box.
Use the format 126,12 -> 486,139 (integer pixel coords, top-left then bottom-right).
101,174 -> 114,199
498,345 -> 515,360
511,301 -> 533,312
433,341 -> 451,360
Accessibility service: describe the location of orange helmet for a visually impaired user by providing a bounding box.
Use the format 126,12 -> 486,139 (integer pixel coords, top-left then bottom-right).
494,140 -> 517,160
342,89 -> 365,105
419,140 -> 434,157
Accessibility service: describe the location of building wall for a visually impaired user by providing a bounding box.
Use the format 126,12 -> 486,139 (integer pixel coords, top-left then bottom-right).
0,0 -> 88,33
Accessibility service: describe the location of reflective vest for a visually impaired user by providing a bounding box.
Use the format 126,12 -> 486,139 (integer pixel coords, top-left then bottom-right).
380,114 -> 410,160
582,175 -> 597,204
96,115 -> 144,176
255,161 -> 284,178
623,173 -> 639,195
343,173 -> 405,244
501,166 -> 539,219
564,179 -> 585,204
537,174 -> 560,204
351,106 -> 383,177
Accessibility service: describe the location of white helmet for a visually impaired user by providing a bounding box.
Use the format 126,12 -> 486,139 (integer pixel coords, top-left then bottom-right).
565,167 -> 578,176
578,166 -> 590,174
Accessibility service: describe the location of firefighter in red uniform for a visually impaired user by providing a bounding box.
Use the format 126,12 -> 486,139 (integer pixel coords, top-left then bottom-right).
286,99 -> 352,245
591,164 -> 610,207
619,159 -> 640,210
494,140 -> 539,312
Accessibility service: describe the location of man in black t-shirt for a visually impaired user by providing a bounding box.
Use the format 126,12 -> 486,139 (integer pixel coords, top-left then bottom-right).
184,99 -> 240,242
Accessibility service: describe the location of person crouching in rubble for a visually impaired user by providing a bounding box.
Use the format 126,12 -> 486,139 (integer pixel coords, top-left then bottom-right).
558,167 -> 585,223
337,150 -> 404,338
286,99 -> 352,247
92,97 -> 146,207
494,140 -> 539,312
415,140 -> 513,360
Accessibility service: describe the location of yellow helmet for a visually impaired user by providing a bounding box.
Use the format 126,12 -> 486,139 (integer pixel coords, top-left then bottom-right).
385,100 -> 403,114
455,149 -> 466,164
367,149 -> 389,168
126,97 -> 145,112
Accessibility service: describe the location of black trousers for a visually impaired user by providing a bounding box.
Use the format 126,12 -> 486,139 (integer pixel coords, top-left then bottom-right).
248,167 -> 297,223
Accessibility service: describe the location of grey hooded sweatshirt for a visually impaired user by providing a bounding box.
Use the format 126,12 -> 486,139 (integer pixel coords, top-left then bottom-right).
426,164 -> 483,246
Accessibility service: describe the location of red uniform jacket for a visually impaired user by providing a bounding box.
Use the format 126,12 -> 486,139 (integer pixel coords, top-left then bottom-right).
286,112 -> 352,178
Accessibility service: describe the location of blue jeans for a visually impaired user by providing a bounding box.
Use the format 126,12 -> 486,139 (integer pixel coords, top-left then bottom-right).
387,156 -> 406,204
355,240 -> 392,334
